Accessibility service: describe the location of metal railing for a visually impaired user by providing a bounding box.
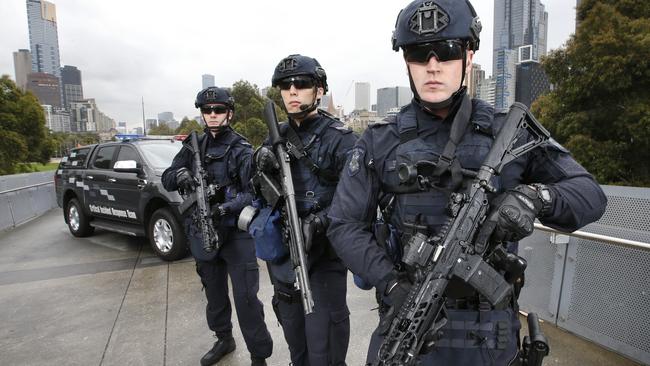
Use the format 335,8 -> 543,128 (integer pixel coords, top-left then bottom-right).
534,222 -> 650,251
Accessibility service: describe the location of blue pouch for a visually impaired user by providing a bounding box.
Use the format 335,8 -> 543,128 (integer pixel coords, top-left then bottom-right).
249,206 -> 288,263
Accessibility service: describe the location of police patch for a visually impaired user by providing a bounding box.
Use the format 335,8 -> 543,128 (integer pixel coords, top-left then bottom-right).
410,1 -> 450,35
348,148 -> 363,176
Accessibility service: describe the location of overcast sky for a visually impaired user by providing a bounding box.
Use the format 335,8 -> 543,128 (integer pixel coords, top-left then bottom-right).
0,0 -> 578,130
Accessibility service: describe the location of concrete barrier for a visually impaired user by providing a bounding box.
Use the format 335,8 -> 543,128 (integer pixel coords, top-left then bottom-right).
0,171 -> 58,231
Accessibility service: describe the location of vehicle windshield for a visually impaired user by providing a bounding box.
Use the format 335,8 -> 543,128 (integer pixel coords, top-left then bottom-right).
138,141 -> 183,169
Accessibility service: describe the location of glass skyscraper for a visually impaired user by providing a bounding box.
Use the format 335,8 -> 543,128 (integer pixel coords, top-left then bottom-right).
26,0 -> 61,78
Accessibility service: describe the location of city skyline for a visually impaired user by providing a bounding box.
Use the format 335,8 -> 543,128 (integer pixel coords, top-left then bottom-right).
0,1 -> 579,129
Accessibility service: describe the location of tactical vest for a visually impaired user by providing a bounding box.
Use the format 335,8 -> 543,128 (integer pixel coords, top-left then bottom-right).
383,102 -> 500,243
200,129 -> 246,204
281,115 -> 341,216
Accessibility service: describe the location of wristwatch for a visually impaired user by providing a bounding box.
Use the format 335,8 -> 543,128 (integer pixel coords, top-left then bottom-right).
530,183 -> 553,215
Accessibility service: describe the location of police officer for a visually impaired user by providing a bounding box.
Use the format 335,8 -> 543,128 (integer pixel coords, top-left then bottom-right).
326,1 -> 608,365
253,54 -> 357,366
162,87 -> 273,366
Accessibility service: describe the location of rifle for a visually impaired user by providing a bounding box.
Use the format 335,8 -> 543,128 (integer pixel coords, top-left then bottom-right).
262,100 -> 315,315
375,103 -> 550,365
178,130 -> 220,253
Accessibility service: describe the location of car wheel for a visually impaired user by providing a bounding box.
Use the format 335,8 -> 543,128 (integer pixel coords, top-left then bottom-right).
66,197 -> 94,237
149,207 -> 188,261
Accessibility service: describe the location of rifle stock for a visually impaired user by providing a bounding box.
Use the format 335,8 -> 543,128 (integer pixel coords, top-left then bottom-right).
263,101 -> 314,314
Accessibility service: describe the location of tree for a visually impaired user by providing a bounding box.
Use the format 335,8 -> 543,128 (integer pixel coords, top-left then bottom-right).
234,117 -> 267,147
148,122 -> 175,135
175,117 -> 202,135
0,75 -> 53,174
532,0 -> 650,186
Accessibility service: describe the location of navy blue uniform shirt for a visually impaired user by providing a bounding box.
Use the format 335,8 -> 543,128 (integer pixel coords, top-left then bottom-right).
327,99 -> 608,287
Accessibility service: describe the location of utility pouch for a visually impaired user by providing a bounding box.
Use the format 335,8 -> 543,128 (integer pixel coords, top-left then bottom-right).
249,206 -> 288,263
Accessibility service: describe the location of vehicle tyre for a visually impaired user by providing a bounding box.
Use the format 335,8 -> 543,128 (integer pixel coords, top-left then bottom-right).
66,197 -> 94,237
149,207 -> 188,261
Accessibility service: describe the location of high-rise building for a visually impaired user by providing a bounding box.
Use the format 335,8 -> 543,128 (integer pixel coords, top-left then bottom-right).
26,72 -> 61,107
493,0 -> 548,68
376,86 -> 412,117
42,105 -> 70,132
13,49 -> 32,90
477,76 -> 497,107
465,64 -> 485,99
68,98 -> 114,132
516,60 -> 550,107
26,0 -> 62,79
61,65 -> 83,108
493,0 -> 548,109
493,49 -> 517,110
202,74 -> 215,89
319,95 -> 337,115
146,119 -> 158,131
158,111 -> 174,123
354,82 -> 371,111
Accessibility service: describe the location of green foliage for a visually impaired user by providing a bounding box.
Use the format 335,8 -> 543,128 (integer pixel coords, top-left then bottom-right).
266,87 -> 288,121
532,1 -> 650,186
234,117 -> 267,147
0,75 -> 53,174
175,117 -> 202,135
49,131 -> 101,157
148,122 -> 175,135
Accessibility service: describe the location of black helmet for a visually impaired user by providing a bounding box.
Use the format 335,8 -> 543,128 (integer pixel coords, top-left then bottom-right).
271,54 -> 328,93
194,86 -> 235,111
392,0 -> 481,52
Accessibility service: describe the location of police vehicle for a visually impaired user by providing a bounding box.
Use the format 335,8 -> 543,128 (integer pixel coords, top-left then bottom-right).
54,137 -> 188,261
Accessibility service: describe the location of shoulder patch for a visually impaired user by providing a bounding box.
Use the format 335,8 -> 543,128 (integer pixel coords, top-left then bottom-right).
347,147 -> 364,177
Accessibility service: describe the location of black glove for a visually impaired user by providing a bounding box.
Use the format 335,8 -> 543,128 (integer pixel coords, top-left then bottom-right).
301,212 -> 326,252
376,271 -> 412,335
211,204 -> 228,222
487,184 -> 544,242
176,167 -> 196,193
255,146 -> 280,173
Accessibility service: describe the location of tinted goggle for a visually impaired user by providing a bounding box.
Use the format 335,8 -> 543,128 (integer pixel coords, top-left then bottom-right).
200,105 -> 229,115
276,76 -> 316,91
403,40 -> 465,63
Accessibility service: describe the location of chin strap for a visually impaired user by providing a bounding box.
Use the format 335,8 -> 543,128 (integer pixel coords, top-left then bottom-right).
202,112 -> 232,134
287,87 -> 320,119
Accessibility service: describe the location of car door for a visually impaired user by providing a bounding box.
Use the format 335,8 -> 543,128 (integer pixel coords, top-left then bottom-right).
110,145 -> 145,224
85,145 -> 118,219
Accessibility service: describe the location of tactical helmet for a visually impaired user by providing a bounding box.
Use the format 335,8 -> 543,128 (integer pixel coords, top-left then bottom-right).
271,54 -> 328,93
194,86 -> 235,111
392,0 -> 481,52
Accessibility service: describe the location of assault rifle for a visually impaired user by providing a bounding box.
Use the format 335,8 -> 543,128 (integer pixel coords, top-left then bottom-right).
179,130 -> 220,253
262,100 -> 314,314
375,103 -> 550,365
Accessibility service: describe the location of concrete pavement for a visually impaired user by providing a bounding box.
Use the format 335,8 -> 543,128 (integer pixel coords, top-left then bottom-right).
0,209 -> 641,365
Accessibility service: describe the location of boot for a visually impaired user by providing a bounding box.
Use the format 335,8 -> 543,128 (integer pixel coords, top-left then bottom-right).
200,336 -> 236,366
251,356 -> 267,366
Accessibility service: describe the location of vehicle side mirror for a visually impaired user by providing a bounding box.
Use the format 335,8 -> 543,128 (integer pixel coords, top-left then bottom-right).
113,160 -> 140,173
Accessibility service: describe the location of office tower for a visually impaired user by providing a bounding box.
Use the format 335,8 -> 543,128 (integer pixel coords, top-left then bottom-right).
516,60 -> 550,107
493,48 -> 517,110
319,95 -> 337,115
61,65 -> 83,108
477,76 -> 497,107
202,74 -> 215,89
376,86 -> 412,117
42,105 -> 70,132
13,49 -> 32,90
26,72 -> 61,107
354,82 -> 371,111
26,0 -> 62,79
493,0 -> 548,109
146,119 -> 158,131
465,64 -> 485,99
158,112 -> 174,123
